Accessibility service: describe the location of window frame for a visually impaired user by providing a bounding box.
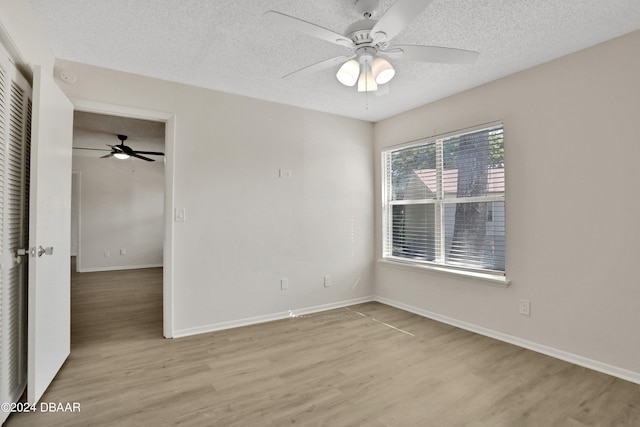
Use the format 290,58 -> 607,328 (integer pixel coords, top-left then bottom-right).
381,121 -> 507,284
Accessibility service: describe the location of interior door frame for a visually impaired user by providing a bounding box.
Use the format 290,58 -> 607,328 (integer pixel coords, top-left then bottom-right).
72,99 -> 176,338
71,171 -> 81,261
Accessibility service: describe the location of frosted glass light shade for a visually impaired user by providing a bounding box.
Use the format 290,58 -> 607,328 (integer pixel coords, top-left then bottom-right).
114,152 -> 130,160
357,69 -> 378,92
372,57 -> 395,84
336,60 -> 360,86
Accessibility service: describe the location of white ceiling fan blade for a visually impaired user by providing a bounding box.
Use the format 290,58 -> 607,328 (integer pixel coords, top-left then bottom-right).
371,0 -> 436,43
265,11 -> 354,48
282,55 -> 356,79
388,45 -> 479,64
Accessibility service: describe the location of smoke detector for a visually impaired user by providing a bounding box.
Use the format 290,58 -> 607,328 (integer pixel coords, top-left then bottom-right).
59,69 -> 77,84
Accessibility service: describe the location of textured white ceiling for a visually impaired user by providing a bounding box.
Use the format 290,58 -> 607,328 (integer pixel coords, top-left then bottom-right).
30,0 -> 640,122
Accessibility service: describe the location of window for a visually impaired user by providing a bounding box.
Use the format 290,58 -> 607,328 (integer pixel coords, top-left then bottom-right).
382,123 -> 505,276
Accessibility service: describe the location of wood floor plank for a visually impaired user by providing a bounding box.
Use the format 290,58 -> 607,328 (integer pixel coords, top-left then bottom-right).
5,263 -> 640,426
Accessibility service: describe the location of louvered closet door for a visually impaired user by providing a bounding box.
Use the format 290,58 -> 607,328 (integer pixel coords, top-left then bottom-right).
0,44 -> 32,424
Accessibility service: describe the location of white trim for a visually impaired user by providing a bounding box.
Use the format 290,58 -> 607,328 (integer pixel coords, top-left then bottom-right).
70,171 -> 81,259
381,120 -> 504,153
69,99 -> 172,122
71,99 -> 175,338
374,296 -> 640,385
172,296 -> 375,338
379,258 -> 510,286
77,264 -> 163,273
162,115 -> 176,338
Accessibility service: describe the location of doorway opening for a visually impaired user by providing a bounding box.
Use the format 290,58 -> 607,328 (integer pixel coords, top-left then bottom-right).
71,102 -> 175,339
72,111 -> 165,273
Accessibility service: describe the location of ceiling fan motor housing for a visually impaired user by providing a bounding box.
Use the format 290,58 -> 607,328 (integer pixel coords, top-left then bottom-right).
356,46 -> 377,64
345,19 -> 377,45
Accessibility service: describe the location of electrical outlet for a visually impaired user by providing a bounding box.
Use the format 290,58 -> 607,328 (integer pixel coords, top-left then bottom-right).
104,250 -> 111,258
519,299 -> 531,316
324,275 -> 331,287
120,248 -> 127,255
281,278 -> 288,291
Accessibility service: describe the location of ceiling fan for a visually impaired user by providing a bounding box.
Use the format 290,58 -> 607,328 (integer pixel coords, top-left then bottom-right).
265,0 -> 479,92
73,134 -> 164,162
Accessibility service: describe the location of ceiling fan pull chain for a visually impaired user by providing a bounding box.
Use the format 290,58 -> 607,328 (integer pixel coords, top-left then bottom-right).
365,86 -> 369,111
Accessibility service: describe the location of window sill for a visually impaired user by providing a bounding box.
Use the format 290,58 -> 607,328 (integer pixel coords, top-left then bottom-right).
378,258 -> 511,287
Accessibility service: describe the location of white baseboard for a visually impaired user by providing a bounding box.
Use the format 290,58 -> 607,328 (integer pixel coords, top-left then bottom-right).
168,293 -> 640,384
77,263 -> 163,273
172,296 -> 375,338
374,296 -> 640,385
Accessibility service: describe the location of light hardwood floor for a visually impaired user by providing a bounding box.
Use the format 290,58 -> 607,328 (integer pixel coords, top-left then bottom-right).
6,264 -> 640,426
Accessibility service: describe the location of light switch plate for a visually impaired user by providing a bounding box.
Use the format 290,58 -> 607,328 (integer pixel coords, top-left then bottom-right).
175,207 -> 186,222
279,169 -> 292,179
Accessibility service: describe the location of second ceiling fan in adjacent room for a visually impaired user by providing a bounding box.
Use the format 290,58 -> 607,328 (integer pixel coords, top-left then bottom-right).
74,134 -> 164,162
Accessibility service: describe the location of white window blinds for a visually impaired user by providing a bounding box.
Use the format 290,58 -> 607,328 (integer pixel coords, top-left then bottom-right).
382,123 -> 505,275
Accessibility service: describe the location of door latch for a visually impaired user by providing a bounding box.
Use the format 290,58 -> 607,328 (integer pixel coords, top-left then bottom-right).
16,248 -> 29,264
38,246 -> 54,257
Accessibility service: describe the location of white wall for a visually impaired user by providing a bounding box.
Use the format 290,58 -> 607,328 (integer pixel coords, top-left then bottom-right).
0,0 -> 54,74
57,62 -> 375,334
374,31 -> 640,378
72,130 -> 164,271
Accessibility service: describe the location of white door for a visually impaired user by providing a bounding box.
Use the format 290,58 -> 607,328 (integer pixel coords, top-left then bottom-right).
27,66 -> 73,404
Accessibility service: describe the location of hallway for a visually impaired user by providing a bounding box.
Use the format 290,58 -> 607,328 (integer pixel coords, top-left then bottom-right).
7,264 -> 163,426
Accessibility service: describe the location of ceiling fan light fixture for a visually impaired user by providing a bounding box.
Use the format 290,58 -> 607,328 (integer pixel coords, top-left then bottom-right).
336,59 -> 360,86
372,56 -> 395,84
357,65 -> 378,92
113,152 -> 130,160
267,1 -> 481,100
